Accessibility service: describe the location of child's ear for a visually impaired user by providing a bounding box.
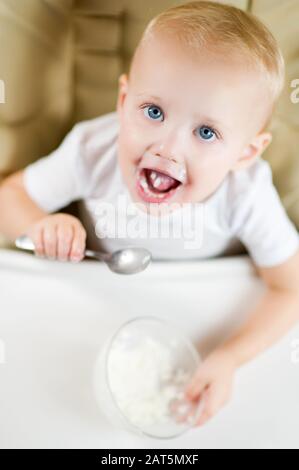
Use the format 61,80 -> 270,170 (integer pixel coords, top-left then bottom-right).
232,132 -> 272,171
116,73 -> 128,114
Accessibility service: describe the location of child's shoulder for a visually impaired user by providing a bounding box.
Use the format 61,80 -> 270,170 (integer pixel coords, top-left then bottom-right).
226,157 -> 273,203
221,157 -> 275,231
225,157 -> 299,267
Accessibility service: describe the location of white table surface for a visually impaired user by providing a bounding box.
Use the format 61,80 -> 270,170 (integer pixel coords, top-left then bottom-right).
0,248 -> 299,449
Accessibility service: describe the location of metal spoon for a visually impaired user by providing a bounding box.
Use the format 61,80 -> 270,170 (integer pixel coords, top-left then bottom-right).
15,235 -> 152,275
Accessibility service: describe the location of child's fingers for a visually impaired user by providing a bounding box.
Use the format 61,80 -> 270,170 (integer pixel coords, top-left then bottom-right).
69,225 -> 86,262
31,227 -> 45,257
194,408 -> 212,426
57,225 -> 74,261
169,386 -> 208,427
184,374 -> 208,400
43,223 -> 57,259
193,386 -> 220,427
170,393 -> 201,424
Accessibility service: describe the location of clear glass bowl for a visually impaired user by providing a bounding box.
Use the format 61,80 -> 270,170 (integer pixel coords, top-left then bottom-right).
93,316 -> 203,439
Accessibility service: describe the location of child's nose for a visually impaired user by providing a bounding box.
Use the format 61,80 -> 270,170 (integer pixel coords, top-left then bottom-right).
150,136 -> 186,166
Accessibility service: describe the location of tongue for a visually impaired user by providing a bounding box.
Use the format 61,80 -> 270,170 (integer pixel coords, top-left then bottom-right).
147,169 -> 178,192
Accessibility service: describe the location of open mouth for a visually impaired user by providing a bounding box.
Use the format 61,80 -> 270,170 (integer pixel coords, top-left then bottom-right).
136,167 -> 182,203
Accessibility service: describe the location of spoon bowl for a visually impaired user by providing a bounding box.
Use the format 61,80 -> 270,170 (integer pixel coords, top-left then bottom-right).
97,247 -> 152,274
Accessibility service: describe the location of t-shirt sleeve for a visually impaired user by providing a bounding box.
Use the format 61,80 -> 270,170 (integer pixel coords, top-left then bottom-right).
23,122 -> 90,213
228,160 -> 299,267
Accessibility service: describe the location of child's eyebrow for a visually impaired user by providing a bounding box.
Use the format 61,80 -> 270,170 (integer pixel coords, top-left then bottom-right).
198,116 -> 226,130
136,93 -> 161,101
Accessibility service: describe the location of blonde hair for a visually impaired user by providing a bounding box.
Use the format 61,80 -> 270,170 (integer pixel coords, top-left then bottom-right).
133,1 -> 285,105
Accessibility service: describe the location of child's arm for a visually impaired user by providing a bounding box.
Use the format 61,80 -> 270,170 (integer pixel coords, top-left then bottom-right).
184,248 -> 299,426
218,249 -> 299,366
0,170 -> 47,240
0,170 -> 86,261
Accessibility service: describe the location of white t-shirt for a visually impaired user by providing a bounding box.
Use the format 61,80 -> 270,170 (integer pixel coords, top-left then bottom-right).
23,111 -> 299,266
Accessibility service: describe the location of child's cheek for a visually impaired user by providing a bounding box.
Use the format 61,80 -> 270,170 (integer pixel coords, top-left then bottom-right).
118,124 -> 144,166
122,115 -> 149,151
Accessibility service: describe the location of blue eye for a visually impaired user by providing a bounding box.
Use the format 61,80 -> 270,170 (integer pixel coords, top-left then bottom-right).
140,105 -> 218,141
143,105 -> 163,121
197,126 -> 216,141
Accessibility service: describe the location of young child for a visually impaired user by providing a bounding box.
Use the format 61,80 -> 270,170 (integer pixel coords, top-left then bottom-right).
0,1 -> 299,427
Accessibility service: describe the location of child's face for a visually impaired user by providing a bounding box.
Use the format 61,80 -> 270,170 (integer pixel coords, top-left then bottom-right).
117,32 -> 272,214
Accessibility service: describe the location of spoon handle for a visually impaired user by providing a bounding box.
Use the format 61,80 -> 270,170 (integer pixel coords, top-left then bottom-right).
15,235 -> 35,251
15,235 -> 109,261
84,249 -> 110,261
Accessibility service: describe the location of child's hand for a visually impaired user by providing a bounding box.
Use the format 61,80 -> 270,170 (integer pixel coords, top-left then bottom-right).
183,349 -> 236,427
26,213 -> 87,262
